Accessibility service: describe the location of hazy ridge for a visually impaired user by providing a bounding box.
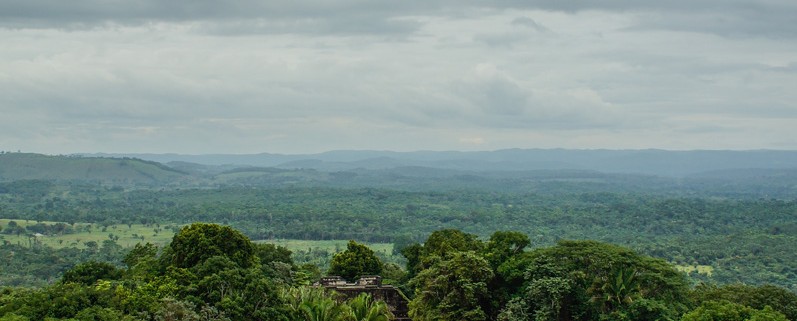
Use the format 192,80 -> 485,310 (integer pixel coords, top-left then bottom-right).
85,149 -> 797,176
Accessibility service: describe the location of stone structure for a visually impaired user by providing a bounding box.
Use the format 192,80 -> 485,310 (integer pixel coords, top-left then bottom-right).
317,275 -> 411,321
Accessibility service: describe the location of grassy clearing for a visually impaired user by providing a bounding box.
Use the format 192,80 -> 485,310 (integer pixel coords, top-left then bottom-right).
1,219 -> 394,259
257,239 -> 394,256
0,218 -> 176,248
675,264 -> 714,277
1,219 -> 393,255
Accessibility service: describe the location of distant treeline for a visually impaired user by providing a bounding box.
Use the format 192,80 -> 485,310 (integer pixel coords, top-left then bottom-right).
1,181 -> 797,291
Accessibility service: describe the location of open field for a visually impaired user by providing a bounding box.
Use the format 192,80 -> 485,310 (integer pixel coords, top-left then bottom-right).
0,218 -> 176,248
675,264 -> 715,277
1,219 -> 393,257
257,239 -> 394,257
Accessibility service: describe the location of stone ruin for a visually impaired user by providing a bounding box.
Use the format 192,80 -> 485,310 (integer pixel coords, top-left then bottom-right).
316,275 -> 411,321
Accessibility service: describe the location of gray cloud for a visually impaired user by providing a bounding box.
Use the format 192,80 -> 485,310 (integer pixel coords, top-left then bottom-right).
0,1 -> 429,36
472,32 -> 532,47
1,2 -> 796,154
510,17 -> 549,32
195,17 -> 420,37
2,0 -> 796,38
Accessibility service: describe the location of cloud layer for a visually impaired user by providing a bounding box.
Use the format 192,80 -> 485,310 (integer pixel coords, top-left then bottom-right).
1,1 -> 796,153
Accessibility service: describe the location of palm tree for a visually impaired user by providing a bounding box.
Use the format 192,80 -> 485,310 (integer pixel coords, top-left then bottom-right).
589,268 -> 641,313
282,287 -> 354,321
347,293 -> 393,321
299,297 -> 351,321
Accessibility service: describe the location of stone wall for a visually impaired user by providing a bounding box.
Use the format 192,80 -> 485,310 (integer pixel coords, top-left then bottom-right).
318,275 -> 411,321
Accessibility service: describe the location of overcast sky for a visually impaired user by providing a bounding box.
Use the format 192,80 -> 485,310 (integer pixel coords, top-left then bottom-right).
2,1 -> 796,154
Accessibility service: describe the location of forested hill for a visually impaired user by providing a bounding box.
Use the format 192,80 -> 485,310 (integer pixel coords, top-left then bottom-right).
3,152 -> 797,198
88,149 -> 797,177
0,153 -> 189,186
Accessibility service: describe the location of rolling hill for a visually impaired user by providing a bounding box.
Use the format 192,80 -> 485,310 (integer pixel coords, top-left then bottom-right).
88,149 -> 797,177
0,153 -> 189,185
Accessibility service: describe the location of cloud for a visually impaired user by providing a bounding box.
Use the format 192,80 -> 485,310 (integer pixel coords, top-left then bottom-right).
462,63 -> 529,116
449,63 -> 625,131
195,17 -> 421,37
510,16 -> 548,32
459,137 -> 486,145
627,8 -> 797,39
1,3 -> 797,153
3,0 -> 796,38
0,0 -> 429,36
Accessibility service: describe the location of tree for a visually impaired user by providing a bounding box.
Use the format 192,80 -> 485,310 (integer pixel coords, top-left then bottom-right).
328,240 -> 383,282
84,240 -> 99,252
689,283 -> 797,320
484,231 -> 531,316
401,243 -> 424,279
298,297 -> 350,321
484,231 -> 530,269
61,261 -> 122,286
347,293 -> 393,321
254,243 -> 293,266
74,306 -> 133,321
403,229 -> 484,281
682,300 -> 787,321
165,223 -> 256,269
423,229 -> 483,259
124,242 -> 158,268
589,268 -> 641,313
409,251 -> 494,321
505,240 -> 690,321
282,287 -> 350,321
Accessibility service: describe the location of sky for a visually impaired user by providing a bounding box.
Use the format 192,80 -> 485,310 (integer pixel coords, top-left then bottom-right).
1,1 -> 796,154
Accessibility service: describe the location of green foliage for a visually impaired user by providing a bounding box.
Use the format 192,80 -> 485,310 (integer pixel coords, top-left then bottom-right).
681,300 -> 787,321
409,251 -> 494,321
123,242 -> 158,268
590,268 -> 641,313
501,240 -> 691,321
348,293 -> 393,321
688,284 -> 797,320
196,266 -> 284,321
484,231 -> 530,269
484,231 -> 532,315
0,313 -> 28,321
282,287 -> 353,321
61,261 -> 122,286
526,276 -> 574,320
2,221 -> 797,321
254,243 -> 294,266
0,241 -> 125,287
153,298 -> 203,321
400,243 -> 424,279
621,298 -> 679,321
166,223 -> 256,269
423,229 -> 484,258
497,297 -> 529,321
403,229 -> 484,280
73,306 -> 132,321
1,282 -> 101,320
152,298 -> 231,321
3,175 -> 797,291
380,262 -> 406,284
328,240 -> 383,282
294,263 -> 323,286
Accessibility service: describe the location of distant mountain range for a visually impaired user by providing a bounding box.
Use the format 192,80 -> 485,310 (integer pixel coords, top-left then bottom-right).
2,150 -> 796,198
84,149 -> 797,177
